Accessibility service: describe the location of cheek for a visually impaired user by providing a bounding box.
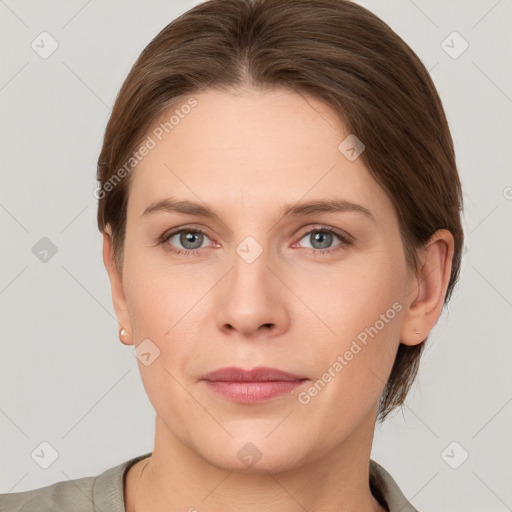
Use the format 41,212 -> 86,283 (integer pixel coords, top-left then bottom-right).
126,285 -> 199,372
122,258 -> 214,383
294,250 -> 405,338
294,251 -> 406,401
123,241 -> 197,337
122,264 -> 205,424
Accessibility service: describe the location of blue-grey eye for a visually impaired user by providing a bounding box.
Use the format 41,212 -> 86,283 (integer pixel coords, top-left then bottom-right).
168,230 -> 209,250
299,230 -> 342,250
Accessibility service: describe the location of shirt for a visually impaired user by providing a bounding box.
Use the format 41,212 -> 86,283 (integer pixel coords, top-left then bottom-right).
0,453 -> 419,511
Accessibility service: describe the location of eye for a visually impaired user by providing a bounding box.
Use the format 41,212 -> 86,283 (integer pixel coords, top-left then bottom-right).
294,226 -> 352,255
158,224 -> 352,257
160,227 -> 212,256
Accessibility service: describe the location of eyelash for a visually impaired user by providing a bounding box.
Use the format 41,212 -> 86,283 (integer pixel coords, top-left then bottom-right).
158,224 -> 353,257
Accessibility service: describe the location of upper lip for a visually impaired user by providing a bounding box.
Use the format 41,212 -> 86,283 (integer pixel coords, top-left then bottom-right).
201,366 -> 307,382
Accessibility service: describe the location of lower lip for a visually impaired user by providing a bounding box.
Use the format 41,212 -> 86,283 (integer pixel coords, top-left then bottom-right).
203,380 -> 306,403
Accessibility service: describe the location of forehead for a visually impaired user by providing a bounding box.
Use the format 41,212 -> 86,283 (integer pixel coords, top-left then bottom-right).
127,88 -> 394,223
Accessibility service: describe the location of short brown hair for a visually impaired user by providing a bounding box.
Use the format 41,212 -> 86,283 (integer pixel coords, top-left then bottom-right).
96,0 -> 464,421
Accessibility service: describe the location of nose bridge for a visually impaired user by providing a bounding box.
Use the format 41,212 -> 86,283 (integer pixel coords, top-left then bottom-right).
215,231 -> 287,335
230,232 -> 273,301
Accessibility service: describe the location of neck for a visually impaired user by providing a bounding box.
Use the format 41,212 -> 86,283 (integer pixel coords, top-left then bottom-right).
126,409 -> 385,512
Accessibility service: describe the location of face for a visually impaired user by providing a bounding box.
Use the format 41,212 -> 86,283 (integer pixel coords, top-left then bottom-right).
108,88 -> 419,472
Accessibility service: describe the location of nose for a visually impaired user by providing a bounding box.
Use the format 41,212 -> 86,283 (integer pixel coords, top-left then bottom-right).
215,244 -> 290,339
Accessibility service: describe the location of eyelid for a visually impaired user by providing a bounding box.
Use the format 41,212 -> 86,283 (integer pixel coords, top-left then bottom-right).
294,224 -> 354,244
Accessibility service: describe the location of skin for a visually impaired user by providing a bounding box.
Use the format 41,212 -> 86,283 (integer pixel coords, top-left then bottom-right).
102,87 -> 454,511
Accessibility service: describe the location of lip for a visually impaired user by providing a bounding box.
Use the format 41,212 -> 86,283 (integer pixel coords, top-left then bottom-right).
201,366 -> 308,403
201,366 -> 307,382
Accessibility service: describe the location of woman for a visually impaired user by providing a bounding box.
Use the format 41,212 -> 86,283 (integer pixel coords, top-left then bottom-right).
0,0 -> 463,510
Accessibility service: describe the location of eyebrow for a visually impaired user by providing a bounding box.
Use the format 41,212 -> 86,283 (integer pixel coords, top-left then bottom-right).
141,197 -> 375,223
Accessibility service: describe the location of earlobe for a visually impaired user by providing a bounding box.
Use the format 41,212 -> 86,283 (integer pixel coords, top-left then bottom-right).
102,227 -> 133,345
400,229 -> 455,346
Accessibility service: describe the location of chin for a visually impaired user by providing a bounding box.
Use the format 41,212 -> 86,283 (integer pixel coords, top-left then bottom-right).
195,433 -> 310,475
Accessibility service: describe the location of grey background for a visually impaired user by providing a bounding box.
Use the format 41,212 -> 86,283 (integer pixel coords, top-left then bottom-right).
1,1 -> 511,510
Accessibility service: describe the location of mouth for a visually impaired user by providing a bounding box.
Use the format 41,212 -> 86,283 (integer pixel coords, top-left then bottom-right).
201,366 -> 309,403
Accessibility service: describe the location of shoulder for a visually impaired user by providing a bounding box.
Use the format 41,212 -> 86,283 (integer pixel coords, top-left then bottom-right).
0,474 -> 95,512
0,452 -> 152,512
369,459 -> 420,512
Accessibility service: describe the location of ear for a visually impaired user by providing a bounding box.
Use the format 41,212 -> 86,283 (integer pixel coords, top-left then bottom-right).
102,226 -> 133,346
400,229 -> 455,346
